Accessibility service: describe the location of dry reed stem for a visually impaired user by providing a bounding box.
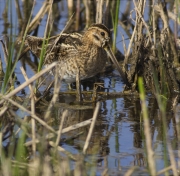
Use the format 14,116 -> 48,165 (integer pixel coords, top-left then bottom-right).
55,110 -> 68,146
174,104 -> 180,171
124,11 -> 137,64
44,66 -> 63,121
49,141 -> 77,161
119,30 -> 129,76
24,118 -> 93,146
67,0 -> 73,9
156,165 -> 172,175
124,166 -> 139,176
27,0 -> 50,33
75,0 -> 80,31
43,0 -> 53,37
11,160 -> 34,169
35,73 -> 51,90
31,88 -> 36,157
0,106 -> 8,117
83,101 -> 101,154
167,10 -> 180,25
155,2 -> 178,63
60,118 -> 93,134
133,0 -> 152,43
16,0 -> 36,54
153,4 -> 168,29
136,0 -> 144,39
20,67 -> 36,157
0,59 -> 3,75
74,155 -> 85,176
83,0 -> 91,27
2,159 -> 11,176
0,94 -> 57,134
20,67 -> 35,98
96,0 -> 104,23
152,0 -> 156,47
27,158 -> 40,175
103,0 -> 110,26
0,132 -> 11,176
0,36 -> 8,65
120,32 -> 127,57
173,4 -> 177,42
42,156 -> 52,176
40,80 -> 54,98
0,132 -> 2,157
24,139 -> 39,147
101,168 -> 108,176
0,62 -> 57,105
167,142 -> 178,176
102,156 -> 108,175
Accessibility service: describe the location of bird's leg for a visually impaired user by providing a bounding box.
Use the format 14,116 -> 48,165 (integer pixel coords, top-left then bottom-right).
76,67 -> 83,102
67,83 -> 72,90
92,83 -> 104,102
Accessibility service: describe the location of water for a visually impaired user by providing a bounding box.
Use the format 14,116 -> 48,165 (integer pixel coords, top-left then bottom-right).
0,0 -> 178,175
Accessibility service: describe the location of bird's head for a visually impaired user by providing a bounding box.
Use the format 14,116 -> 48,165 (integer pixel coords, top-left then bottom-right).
83,23 -> 111,48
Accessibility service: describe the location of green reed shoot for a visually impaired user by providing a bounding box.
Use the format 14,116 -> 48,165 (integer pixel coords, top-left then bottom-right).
1,1 -> 35,94
38,1 -> 54,72
13,132 -> 27,176
37,38 -> 48,72
111,0 -> 120,53
138,77 -> 156,176
1,0 -> 15,93
37,25 -> 53,73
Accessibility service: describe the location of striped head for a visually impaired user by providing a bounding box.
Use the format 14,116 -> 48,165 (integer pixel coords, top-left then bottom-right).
83,24 -> 111,48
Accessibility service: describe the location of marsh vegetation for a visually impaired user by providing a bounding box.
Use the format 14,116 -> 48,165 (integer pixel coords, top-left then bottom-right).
0,0 -> 180,175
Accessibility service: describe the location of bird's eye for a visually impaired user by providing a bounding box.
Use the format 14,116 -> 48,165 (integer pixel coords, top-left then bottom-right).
101,32 -> 105,36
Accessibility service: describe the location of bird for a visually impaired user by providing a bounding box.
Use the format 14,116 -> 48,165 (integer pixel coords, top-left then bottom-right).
24,23 -> 127,86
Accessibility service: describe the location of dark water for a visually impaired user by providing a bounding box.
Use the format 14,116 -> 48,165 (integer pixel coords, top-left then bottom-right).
0,0 -> 178,175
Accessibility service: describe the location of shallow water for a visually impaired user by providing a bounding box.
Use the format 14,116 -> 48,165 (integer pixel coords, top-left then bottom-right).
0,0 -> 178,175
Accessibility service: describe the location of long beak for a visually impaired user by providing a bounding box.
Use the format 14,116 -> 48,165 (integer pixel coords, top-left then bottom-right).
104,45 -> 129,86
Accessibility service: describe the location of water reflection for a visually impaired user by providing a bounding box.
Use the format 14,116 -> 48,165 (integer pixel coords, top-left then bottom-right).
46,94 -> 149,174
54,94 -> 178,174
0,0 -> 179,175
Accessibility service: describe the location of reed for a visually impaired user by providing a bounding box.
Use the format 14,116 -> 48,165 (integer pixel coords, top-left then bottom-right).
37,0 -> 53,72
111,0 -> 120,53
138,77 -> 156,176
0,0 -> 179,175
1,0 -> 14,93
151,56 -> 178,175
1,0 -> 35,94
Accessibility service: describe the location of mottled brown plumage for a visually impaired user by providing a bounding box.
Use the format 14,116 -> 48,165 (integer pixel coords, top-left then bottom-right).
25,24 -> 126,84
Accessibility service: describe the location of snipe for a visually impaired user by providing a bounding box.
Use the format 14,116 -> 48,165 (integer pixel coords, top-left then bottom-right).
24,24 -> 127,85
